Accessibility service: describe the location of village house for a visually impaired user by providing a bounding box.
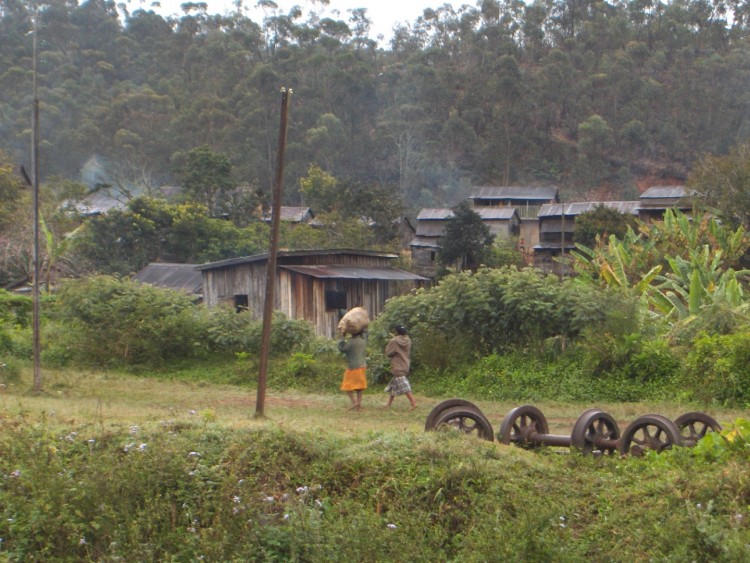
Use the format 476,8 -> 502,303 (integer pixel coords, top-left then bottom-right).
262,206 -> 314,224
469,185 -> 559,265
534,201 -> 640,275
195,249 -> 427,338
637,185 -> 693,222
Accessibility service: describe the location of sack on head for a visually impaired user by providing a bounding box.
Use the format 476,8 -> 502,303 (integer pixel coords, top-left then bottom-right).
338,307 -> 370,336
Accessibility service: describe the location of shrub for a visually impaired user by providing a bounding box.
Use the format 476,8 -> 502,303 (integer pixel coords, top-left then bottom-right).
49,276 -> 211,367
683,332 -> 750,406
0,356 -> 22,384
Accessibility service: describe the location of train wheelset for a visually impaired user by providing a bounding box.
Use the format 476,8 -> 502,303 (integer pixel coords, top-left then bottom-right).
424,399 -> 722,456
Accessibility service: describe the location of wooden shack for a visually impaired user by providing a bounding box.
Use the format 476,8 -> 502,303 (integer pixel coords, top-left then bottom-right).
638,186 -> 693,222
534,201 -> 639,275
196,249 -> 427,338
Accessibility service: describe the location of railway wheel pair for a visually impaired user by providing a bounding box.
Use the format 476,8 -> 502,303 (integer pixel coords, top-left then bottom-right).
424,399 -> 495,441
498,405 -> 721,456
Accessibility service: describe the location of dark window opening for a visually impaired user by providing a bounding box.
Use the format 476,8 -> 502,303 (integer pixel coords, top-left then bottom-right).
234,294 -> 248,313
325,290 -> 347,311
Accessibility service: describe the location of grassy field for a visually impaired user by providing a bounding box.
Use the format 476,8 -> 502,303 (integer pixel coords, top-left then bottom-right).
2,368 -> 744,436
1,368 -> 749,561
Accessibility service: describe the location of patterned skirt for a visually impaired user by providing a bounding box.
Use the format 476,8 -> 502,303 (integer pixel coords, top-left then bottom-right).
385,375 -> 412,396
341,367 -> 368,391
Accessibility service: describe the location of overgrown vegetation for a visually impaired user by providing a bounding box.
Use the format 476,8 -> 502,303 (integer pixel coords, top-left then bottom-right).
1,412 -> 748,561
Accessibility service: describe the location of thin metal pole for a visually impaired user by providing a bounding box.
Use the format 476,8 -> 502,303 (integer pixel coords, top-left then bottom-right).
559,199 -> 565,280
255,87 -> 292,418
32,14 -> 42,393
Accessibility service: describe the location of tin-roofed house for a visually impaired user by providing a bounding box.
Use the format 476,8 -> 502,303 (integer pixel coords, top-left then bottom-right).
196,249 -> 427,338
409,207 -> 521,277
409,208 -> 452,276
262,206 -> 314,224
534,201 -> 640,276
637,186 -> 693,222
468,186 -> 560,217
468,186 -> 559,264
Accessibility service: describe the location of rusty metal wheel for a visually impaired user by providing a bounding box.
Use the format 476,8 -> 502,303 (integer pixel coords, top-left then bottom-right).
498,405 -> 549,447
424,399 -> 489,431
674,412 -> 722,447
618,414 -> 683,456
570,409 -> 620,455
432,406 -> 495,441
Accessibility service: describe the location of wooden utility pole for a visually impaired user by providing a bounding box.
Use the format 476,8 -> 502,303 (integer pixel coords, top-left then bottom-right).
31,13 -> 42,393
255,88 -> 292,418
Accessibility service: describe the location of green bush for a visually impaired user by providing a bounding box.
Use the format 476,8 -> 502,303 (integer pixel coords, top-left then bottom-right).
683,332 -> 750,406
49,276 -> 210,368
0,356 -> 22,384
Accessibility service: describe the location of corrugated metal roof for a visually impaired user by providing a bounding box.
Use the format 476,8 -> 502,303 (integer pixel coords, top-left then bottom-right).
196,249 -> 400,271
68,192 -> 127,215
469,186 -> 559,200
280,265 -> 427,281
416,208 -> 453,220
476,208 -> 519,220
134,263 -> 202,294
409,236 -> 442,248
640,186 -> 687,199
538,201 -> 640,217
263,206 -> 314,222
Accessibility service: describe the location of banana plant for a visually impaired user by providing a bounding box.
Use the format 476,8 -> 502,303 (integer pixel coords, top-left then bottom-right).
571,230 -> 661,296
651,245 -> 750,320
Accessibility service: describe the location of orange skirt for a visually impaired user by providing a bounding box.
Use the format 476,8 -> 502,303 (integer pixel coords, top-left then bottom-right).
340,367 -> 367,391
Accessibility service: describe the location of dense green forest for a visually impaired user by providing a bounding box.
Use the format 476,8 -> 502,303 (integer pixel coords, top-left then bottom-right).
2,0 -> 750,208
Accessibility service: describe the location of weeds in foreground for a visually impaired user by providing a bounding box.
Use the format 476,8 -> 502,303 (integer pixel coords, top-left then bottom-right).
1,418 -> 748,561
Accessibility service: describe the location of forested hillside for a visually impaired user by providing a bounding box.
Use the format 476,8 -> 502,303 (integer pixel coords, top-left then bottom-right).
2,0 -> 749,207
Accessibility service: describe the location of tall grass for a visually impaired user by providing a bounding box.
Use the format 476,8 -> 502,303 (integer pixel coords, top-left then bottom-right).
1,368 -> 749,561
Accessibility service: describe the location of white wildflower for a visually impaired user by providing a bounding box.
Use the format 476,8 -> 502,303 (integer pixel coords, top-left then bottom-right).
262,496 -> 275,503
138,443 -> 147,451
387,523 -> 397,529
79,537 -> 87,545
283,514 -> 290,520
296,486 -> 309,494
232,496 -> 241,504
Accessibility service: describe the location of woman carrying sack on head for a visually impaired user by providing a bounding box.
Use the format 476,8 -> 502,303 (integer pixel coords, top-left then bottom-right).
339,330 -> 368,411
384,324 -> 417,410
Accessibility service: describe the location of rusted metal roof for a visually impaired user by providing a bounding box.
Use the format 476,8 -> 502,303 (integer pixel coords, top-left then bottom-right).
538,201 -> 640,217
640,186 -> 687,199
196,249 -> 400,271
469,186 -> 559,201
416,208 -> 453,220
134,263 -> 202,294
280,265 -> 427,281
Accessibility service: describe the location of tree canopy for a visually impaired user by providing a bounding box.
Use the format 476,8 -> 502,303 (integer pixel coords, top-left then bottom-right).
1,0 -> 749,209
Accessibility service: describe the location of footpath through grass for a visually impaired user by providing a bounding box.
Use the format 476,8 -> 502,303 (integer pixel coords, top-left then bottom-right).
1,368 -> 749,561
